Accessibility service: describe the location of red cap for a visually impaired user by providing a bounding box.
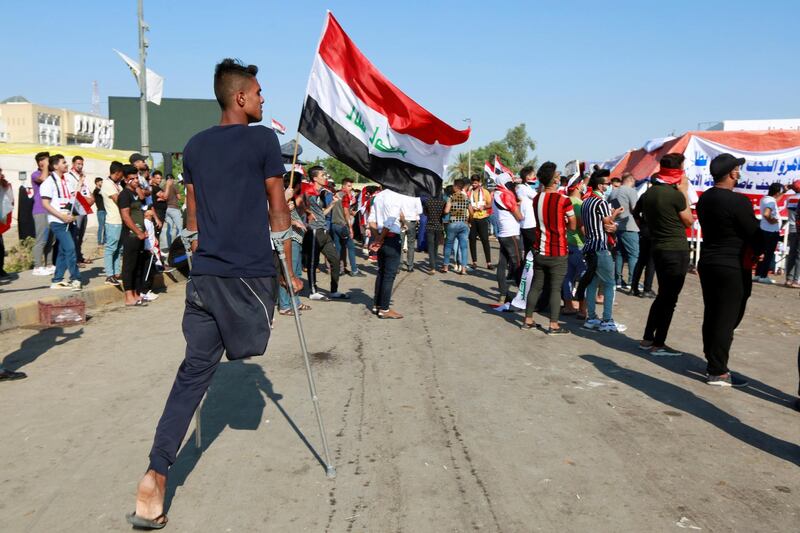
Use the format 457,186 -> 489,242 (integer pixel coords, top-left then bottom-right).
792,179 -> 800,193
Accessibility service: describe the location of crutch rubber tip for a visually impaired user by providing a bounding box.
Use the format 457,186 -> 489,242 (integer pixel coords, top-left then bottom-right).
326,465 -> 337,479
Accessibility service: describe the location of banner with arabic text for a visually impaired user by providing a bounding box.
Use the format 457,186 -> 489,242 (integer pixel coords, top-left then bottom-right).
684,136 -> 800,195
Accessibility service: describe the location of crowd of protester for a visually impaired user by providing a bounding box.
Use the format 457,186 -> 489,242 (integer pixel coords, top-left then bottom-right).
274,155 -> 799,405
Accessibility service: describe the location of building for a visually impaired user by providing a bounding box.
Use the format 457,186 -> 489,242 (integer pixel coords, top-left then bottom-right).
0,96 -> 114,148
705,118 -> 800,132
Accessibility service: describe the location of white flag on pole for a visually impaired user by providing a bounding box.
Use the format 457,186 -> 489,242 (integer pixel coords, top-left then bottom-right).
113,49 -> 164,105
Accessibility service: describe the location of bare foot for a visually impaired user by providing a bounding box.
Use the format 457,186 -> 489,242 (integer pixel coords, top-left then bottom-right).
134,469 -> 167,524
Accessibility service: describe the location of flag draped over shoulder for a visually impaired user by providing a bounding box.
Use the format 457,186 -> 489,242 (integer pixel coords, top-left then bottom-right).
298,12 -> 470,197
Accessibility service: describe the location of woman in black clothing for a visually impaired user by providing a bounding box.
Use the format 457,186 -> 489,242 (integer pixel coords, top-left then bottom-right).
696,154 -> 759,387
118,165 -> 148,306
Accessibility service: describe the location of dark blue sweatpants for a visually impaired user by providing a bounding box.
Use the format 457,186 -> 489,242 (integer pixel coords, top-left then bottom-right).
148,275 -> 276,475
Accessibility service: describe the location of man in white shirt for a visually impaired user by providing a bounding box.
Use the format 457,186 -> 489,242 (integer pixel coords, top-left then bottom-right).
516,166 -> 538,258
66,155 -> 95,265
754,182 -> 784,283
493,177 -> 523,303
399,192 -> 423,272
39,154 -> 81,291
368,188 -> 404,318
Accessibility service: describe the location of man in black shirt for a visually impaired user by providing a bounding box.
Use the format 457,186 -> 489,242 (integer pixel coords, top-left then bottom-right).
696,153 -> 758,387
128,58 -> 301,530
93,177 -> 106,245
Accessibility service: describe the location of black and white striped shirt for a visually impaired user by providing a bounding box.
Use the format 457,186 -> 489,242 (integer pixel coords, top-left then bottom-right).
581,194 -> 611,252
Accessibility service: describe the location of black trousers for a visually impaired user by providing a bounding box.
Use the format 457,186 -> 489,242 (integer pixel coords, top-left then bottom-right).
469,217 -> 491,264
698,263 -> 751,376
521,228 -> 537,261
148,275 -> 275,475
525,254 -> 568,323
755,229 -> 780,278
121,232 -> 145,292
643,249 -> 689,346
305,228 -> 340,293
426,228 -> 443,270
497,236 -> 522,302
374,235 -> 401,310
631,232 -> 655,292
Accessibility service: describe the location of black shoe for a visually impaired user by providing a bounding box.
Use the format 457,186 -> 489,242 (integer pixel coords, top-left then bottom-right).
0,270 -> 10,279
0,369 -> 27,381
105,276 -> 121,286
631,290 -> 641,297
642,290 -> 656,298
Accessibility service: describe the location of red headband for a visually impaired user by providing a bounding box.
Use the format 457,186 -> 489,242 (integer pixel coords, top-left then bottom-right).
657,167 -> 683,185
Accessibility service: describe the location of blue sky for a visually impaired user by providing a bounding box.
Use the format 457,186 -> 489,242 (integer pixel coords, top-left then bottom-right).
2,0 -> 798,167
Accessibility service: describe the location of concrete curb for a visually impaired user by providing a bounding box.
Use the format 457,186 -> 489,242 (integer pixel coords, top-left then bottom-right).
0,271 -> 188,332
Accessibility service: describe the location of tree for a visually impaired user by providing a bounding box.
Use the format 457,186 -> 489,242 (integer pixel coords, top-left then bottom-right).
308,156 -> 365,184
504,123 -> 537,170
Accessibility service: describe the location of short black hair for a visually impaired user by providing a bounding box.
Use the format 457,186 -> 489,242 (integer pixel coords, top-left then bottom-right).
122,164 -> 138,177
48,154 -> 65,172
453,178 -> 465,189
213,58 -> 259,109
536,161 -> 557,187
610,177 -> 621,185
152,170 -> 163,177
166,173 -> 175,180
94,177 -> 103,183
660,153 -> 685,169
308,165 -> 325,179
342,177 -> 354,185
72,155 -> 84,163
519,166 -> 535,182
35,151 -> 50,163
589,169 -> 610,189
767,182 -> 784,196
109,161 -> 124,175
470,174 -> 481,183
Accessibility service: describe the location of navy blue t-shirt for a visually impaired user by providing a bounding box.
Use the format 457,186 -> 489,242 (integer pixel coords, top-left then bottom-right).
183,124 -> 285,277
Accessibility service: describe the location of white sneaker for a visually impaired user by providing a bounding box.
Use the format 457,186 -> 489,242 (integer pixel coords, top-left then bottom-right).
309,292 -> 328,301
582,318 -> 603,330
32,267 -> 50,276
70,280 -> 82,292
142,291 -> 159,301
599,320 -> 627,333
50,281 -> 71,290
46,265 -> 56,274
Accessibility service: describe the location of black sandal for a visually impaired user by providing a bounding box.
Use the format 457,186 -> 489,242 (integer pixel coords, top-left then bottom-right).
126,512 -> 168,529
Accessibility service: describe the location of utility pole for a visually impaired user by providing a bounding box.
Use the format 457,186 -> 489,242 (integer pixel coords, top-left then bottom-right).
463,118 -> 472,178
138,0 -> 150,156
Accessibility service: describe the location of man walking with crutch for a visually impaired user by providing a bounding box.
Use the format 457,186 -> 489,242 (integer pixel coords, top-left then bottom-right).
128,58 -> 306,530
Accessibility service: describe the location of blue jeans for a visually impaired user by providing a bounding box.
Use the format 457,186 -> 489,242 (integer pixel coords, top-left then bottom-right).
104,223 -> 123,277
50,222 -> 80,283
165,207 -> 183,248
278,240 -> 303,310
374,234 -> 401,310
443,221 -> 469,267
96,211 -> 107,244
615,230 -> 640,285
331,223 -> 358,273
586,250 -> 615,321
562,245 -> 587,301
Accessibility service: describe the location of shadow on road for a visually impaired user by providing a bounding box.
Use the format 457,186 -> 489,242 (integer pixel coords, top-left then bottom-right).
1,326 -> 83,371
581,354 -> 800,467
568,318 -> 798,410
163,359 -> 325,512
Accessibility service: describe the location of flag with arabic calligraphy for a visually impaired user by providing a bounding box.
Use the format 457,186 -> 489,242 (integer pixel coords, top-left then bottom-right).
298,12 -> 470,197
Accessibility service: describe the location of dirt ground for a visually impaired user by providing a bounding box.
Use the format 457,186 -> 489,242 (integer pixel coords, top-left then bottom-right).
0,255 -> 798,532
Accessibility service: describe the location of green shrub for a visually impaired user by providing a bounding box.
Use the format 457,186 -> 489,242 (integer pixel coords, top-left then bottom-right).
5,237 -> 35,273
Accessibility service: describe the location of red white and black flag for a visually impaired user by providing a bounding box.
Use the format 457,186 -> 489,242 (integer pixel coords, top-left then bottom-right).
298,12 -> 470,197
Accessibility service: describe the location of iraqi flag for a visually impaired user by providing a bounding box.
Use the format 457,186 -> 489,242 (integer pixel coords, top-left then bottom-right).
271,118 -> 287,135
298,12 -> 470,197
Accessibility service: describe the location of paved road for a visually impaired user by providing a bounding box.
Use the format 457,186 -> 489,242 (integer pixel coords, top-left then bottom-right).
1,259 -> 798,532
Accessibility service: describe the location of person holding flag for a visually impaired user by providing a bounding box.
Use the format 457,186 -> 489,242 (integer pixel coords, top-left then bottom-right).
67,155 -> 95,266
39,154 -> 82,291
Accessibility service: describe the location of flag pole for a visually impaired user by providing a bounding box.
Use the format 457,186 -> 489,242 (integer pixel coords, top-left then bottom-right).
287,132 -> 301,190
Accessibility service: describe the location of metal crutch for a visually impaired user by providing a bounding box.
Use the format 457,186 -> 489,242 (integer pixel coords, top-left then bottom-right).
273,239 -> 337,478
179,231 -> 204,452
